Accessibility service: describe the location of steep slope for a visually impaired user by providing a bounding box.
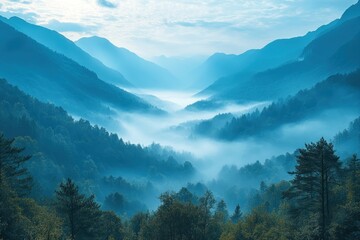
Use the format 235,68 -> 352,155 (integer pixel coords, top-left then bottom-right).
76,36 -> 178,89
216,16 -> 360,101
334,116 -> 360,156
0,78 -> 195,205
0,16 -> 131,87
198,1 -> 360,97
192,70 -> 360,140
340,0 -> 360,22
0,20 -> 160,118
151,55 -> 206,87
192,20 -> 337,91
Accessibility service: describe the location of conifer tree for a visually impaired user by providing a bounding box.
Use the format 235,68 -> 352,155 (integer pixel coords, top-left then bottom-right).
284,138 -> 341,240
0,134 -> 32,195
230,204 -> 242,223
56,178 -> 101,240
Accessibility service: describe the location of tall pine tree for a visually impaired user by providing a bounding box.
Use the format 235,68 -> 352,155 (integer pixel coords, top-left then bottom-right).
284,138 -> 341,240
56,178 -> 101,240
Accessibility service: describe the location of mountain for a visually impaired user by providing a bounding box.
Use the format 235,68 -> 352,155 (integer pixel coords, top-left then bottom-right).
76,36 -> 178,89
191,20 -> 337,91
0,19 -> 161,120
334,116 -> 360,156
196,1 -> 360,98
0,16 -> 131,87
192,69 -> 360,140
214,16 -> 360,102
340,0 -> 360,22
0,77 -> 195,209
151,55 -> 206,89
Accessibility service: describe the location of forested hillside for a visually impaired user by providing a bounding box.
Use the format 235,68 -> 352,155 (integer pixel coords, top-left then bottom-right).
0,16 -> 131,87
193,70 -> 360,140
0,19 -> 160,119
0,78 -> 195,211
2,135 -> 359,239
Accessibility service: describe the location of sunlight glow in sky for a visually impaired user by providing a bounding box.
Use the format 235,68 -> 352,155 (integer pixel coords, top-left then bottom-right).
0,0 -> 357,58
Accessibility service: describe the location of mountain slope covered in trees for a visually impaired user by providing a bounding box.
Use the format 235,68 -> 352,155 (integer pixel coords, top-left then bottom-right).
192,70 -> 360,140
2,134 -> 359,239
0,19 -> 160,119
0,78 -> 195,210
0,16 -> 131,87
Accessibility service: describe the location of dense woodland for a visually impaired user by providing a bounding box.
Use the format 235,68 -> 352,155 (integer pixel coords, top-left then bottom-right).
0,78 -> 195,214
1,133 -> 360,239
1,75 -> 360,239
194,70 -> 360,140
1,2 -> 360,239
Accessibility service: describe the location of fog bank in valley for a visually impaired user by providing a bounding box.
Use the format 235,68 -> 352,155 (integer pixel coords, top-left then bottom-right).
112,90 -> 357,182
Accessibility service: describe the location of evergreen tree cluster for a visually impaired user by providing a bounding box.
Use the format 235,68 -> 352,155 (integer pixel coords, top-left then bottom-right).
1,134 -> 360,239
194,70 -> 360,140
0,78 -> 195,213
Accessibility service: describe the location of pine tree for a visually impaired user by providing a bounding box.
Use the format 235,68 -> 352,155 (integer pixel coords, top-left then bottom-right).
55,178 -> 101,240
0,134 -> 32,239
230,204 -> 242,223
215,199 -> 229,223
346,154 -> 360,203
0,134 -> 32,195
284,138 -> 341,240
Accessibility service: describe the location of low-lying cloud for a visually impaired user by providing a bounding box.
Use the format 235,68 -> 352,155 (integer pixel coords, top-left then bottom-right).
45,19 -> 99,32
97,0 -> 118,8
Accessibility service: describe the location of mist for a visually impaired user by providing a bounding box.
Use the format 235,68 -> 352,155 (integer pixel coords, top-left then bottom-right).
110,89 -> 358,182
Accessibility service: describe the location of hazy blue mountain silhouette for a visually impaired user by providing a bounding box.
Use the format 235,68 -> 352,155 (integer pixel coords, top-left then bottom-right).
340,0 -> 360,22
191,20 -> 336,91
76,36 -> 178,89
190,1 -> 360,105
0,16 -> 131,87
216,16 -> 360,101
196,1 -> 360,97
0,20 -> 161,118
151,55 -> 206,89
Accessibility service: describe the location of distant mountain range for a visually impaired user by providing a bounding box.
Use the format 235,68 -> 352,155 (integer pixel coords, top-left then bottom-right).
151,55 -> 207,89
0,16 -> 131,88
0,19 -> 161,120
76,36 -> 178,89
194,0 -> 360,102
192,69 -> 360,140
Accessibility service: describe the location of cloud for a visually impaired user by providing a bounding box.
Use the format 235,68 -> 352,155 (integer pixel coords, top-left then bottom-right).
0,0 -> 357,57
97,0 -> 118,8
167,20 -> 233,29
8,0 -> 32,4
0,9 -> 38,23
44,19 -> 99,33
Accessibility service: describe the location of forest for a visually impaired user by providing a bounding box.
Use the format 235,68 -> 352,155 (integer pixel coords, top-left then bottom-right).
1,133 -> 360,239
193,70 -> 360,140
0,78 -> 196,214
1,1 -> 360,239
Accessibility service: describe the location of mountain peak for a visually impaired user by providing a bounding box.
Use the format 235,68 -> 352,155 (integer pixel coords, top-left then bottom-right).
78,36 -> 115,47
9,16 -> 27,23
341,0 -> 360,21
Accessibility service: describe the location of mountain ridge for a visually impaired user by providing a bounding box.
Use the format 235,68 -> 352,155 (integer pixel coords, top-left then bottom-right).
0,15 -> 132,88
76,36 -> 179,89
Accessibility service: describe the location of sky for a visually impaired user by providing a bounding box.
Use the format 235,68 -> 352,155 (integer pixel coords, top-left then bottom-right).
0,0 -> 358,58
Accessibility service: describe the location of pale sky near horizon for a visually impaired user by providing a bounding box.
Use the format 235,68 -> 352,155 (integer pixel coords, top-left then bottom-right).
0,0 -> 358,59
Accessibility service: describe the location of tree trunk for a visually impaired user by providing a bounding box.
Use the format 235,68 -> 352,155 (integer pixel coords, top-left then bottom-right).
321,151 -> 326,240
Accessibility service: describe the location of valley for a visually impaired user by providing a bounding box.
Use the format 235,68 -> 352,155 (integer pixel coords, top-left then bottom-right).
0,1 -> 360,239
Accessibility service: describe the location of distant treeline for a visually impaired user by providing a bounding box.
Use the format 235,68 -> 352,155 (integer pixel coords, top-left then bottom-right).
194,70 -> 360,140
